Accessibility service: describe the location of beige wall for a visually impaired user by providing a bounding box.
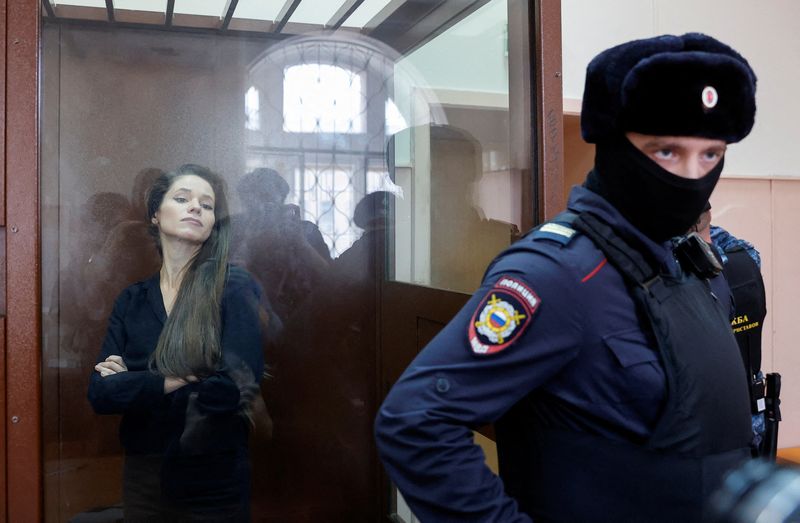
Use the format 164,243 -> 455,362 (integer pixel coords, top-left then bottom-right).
562,0 -> 800,446
562,0 -> 800,178
711,178 -> 800,446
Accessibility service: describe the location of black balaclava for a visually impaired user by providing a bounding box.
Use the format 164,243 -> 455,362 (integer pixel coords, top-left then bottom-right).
584,136 -> 724,243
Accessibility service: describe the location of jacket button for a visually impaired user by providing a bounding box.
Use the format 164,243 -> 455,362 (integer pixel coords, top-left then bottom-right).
435,378 -> 450,393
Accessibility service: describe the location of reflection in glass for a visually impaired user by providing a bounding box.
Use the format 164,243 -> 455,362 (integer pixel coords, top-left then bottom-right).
388,0 -> 520,293
385,99 -> 408,136
245,86 -> 260,132
247,32 -> 444,265
41,0 -> 522,519
282,64 -> 366,134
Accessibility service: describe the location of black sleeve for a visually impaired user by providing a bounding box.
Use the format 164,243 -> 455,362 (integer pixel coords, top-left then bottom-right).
87,289 -> 165,415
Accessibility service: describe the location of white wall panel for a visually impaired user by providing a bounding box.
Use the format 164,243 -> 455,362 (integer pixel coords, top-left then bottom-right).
562,0 -> 800,178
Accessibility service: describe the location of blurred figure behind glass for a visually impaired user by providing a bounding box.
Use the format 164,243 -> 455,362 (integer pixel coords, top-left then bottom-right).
230,167 -> 330,325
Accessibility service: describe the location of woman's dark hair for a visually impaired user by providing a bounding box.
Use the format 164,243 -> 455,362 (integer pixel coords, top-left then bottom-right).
146,164 -> 231,378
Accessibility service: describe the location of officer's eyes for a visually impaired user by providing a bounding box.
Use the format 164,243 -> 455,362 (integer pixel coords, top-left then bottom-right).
702,150 -> 722,161
653,149 -> 675,160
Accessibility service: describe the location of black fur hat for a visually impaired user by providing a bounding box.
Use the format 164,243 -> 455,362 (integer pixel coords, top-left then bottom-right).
581,33 -> 757,144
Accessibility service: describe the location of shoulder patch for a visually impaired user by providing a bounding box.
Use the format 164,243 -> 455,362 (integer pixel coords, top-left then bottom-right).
468,276 -> 540,356
530,222 -> 577,246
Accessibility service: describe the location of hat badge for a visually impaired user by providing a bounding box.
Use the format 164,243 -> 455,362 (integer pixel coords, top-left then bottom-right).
702,86 -> 719,109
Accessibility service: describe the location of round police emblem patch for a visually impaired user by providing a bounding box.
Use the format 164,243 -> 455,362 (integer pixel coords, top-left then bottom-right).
468,276 -> 539,355
702,86 -> 718,109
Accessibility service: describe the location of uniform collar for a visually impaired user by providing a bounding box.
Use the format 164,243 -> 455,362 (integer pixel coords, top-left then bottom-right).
567,185 -> 680,275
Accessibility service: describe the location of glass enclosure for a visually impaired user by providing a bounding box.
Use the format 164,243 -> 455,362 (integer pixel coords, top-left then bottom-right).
40,0 -> 531,521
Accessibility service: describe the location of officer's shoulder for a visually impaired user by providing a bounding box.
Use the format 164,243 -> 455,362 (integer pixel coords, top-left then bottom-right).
514,212 -> 602,261
488,215 -> 604,280
710,225 -> 761,267
526,212 -> 581,248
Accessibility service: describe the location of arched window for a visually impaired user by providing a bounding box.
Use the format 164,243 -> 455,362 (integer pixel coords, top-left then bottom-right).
245,86 -> 260,131
282,64 -> 366,134
246,34 -> 438,256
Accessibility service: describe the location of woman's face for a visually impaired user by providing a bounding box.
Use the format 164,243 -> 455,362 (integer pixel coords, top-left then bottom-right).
152,174 -> 216,245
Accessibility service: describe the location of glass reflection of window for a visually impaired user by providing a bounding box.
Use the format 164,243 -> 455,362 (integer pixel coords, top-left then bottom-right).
245,86 -> 260,131
283,64 -> 366,134
298,167 -> 357,256
385,99 -> 407,136
367,168 -> 403,197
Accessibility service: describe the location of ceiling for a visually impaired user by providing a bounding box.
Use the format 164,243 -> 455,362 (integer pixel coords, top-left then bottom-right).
43,0 -> 493,55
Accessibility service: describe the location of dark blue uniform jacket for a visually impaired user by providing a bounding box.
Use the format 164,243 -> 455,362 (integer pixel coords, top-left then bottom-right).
374,186 -> 681,522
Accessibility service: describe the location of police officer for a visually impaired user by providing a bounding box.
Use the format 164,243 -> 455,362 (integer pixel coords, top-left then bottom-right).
374,33 -> 758,522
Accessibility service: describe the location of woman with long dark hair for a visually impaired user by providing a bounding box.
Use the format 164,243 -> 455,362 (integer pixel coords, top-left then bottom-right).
88,164 -> 265,521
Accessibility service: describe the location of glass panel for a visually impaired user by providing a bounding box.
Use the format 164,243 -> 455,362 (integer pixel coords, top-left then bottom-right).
40,1 -> 529,520
388,0 -> 522,294
282,64 -> 367,134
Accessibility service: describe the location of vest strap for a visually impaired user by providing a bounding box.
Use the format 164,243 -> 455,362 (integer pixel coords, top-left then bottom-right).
556,211 -> 665,297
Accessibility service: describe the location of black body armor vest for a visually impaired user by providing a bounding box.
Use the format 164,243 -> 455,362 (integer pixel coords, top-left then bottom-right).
497,212 -> 753,523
